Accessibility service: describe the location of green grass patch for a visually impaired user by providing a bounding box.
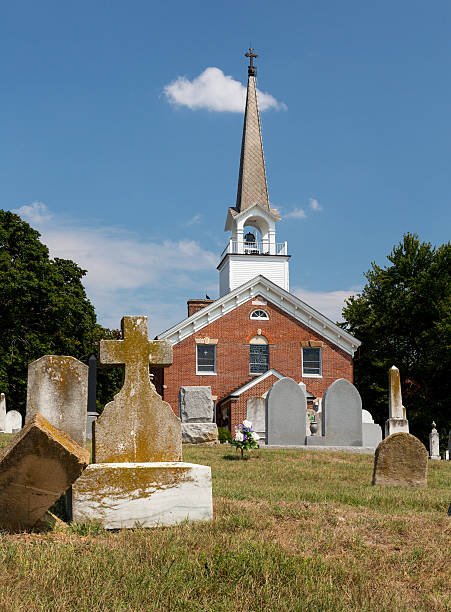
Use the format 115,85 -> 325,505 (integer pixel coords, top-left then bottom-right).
0,444 -> 449,610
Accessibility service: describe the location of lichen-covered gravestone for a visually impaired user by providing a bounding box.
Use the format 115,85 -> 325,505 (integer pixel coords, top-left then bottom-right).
266,377 -> 307,445
72,316 -> 213,529
306,378 -> 362,447
0,414 -> 89,531
372,432 -> 428,487
26,356 -> 88,447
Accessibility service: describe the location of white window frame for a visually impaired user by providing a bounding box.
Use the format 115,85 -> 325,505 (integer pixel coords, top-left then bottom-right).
250,309 -> 269,320
302,347 -> 322,377
196,344 -> 216,375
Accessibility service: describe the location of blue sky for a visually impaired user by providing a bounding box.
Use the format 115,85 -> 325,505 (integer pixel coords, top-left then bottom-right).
1,1 -> 450,334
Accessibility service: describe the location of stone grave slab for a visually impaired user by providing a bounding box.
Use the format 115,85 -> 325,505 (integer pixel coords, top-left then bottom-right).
0,413 -> 89,531
246,397 -> 265,439
372,432 -> 428,487
5,410 -> 22,433
181,423 -> 218,444
72,462 -> 213,528
307,379 -> 362,447
266,377 -> 306,446
26,356 -> 88,446
93,316 -> 181,463
362,409 -> 383,448
179,386 -> 214,423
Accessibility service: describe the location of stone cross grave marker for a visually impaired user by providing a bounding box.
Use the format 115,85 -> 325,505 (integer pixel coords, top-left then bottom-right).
266,377 -> 307,446
0,393 -> 6,432
26,356 -> 88,446
93,316 -> 182,463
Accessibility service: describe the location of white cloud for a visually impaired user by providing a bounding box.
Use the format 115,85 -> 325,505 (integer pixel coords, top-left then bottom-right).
284,207 -> 307,219
309,198 -> 323,212
187,214 -> 202,225
14,201 -> 53,225
163,67 -> 286,113
13,203 -> 217,332
292,287 -> 361,323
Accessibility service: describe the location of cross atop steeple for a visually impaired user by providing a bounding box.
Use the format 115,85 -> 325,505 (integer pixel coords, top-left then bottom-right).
245,47 -> 258,76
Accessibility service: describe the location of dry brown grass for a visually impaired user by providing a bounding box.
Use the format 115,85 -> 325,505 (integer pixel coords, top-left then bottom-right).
0,441 -> 449,611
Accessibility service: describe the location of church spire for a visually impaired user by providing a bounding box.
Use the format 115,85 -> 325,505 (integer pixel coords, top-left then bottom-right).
235,47 -> 270,212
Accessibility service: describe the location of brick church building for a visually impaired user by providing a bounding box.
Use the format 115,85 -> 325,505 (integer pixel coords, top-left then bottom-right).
154,50 -> 360,432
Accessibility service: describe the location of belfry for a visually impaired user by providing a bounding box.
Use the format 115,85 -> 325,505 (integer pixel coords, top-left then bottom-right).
218,48 -> 290,296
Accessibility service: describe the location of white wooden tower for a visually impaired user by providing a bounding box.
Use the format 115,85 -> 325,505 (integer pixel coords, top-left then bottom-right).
218,49 -> 290,297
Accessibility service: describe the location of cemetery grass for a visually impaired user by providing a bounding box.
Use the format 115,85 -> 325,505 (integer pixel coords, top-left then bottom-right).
0,438 -> 449,611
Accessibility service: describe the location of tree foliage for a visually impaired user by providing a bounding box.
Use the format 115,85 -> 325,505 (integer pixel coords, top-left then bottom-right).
0,210 -> 122,416
342,233 -> 450,447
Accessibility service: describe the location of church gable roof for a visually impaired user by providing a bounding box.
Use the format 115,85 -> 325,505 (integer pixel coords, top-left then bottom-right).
157,275 -> 361,356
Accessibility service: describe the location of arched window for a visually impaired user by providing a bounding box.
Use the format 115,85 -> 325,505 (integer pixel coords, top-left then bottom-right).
250,309 -> 269,320
249,335 -> 269,374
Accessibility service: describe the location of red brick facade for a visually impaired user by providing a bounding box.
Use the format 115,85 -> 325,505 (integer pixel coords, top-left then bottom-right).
156,296 -> 353,431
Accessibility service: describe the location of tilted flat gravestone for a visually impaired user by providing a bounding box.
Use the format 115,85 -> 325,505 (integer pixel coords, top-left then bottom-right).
266,377 -> 306,446
72,315 -> 212,528
0,393 -> 6,432
385,366 -> 409,436
179,386 -> 213,423
93,316 -> 181,463
372,432 -> 428,487
306,379 -> 362,446
26,356 -> 88,447
0,413 -> 89,531
5,410 -> 22,433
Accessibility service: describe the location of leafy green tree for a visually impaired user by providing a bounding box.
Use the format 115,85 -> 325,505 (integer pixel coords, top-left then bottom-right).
0,210 -> 122,417
342,233 -> 450,448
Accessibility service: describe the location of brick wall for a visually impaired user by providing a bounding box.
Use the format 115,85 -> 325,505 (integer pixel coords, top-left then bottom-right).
162,296 -> 353,429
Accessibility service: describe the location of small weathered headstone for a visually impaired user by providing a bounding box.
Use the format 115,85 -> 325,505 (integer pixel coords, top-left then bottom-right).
93,316 -> 181,463
429,422 -> 441,460
5,410 -> 22,433
372,432 -> 428,487
86,412 -> 98,441
306,379 -> 362,446
0,413 -> 89,531
179,386 -> 214,422
179,387 -> 218,444
0,393 -> 6,432
266,377 -> 306,445
385,366 -> 409,436
246,397 -> 265,439
26,355 -> 88,446
362,409 -> 383,448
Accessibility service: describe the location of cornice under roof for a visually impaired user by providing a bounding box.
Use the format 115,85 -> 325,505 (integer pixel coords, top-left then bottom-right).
157,275 -> 361,356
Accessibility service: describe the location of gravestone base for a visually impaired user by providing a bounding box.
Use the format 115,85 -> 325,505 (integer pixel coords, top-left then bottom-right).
71,462 -> 213,529
385,418 -> 409,437
182,423 -> 219,444
306,436 -> 362,447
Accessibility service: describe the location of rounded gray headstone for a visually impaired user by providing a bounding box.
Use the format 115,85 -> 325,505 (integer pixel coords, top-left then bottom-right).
266,377 -> 307,446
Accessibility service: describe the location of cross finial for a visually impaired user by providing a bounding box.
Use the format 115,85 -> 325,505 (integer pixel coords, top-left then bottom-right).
245,47 -> 258,76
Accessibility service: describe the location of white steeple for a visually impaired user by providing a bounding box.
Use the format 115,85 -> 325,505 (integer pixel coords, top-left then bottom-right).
218,48 -> 290,297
